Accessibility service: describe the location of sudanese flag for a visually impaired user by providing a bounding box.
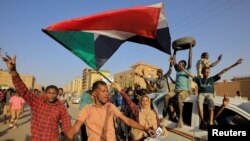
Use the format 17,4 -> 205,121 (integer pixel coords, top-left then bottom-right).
42,3 -> 171,70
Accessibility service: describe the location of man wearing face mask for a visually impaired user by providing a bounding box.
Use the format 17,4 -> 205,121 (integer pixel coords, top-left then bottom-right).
2,55 -> 71,141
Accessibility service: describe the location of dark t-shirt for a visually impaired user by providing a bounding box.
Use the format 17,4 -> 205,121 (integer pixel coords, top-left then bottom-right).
193,75 -> 221,93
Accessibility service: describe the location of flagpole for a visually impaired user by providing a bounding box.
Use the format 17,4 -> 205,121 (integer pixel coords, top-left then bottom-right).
97,71 -> 112,83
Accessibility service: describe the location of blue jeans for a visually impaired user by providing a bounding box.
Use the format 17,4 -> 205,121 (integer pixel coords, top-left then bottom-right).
147,92 -> 166,117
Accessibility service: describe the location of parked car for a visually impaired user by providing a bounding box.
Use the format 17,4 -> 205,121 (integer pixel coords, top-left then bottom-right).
154,94 -> 250,141
71,97 -> 81,104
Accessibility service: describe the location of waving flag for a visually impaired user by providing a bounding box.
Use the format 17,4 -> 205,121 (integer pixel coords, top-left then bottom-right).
42,3 -> 171,70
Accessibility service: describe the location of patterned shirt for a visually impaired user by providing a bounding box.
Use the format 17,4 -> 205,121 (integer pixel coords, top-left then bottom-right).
12,74 -> 71,141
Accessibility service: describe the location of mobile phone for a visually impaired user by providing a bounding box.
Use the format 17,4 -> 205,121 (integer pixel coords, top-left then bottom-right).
155,127 -> 163,135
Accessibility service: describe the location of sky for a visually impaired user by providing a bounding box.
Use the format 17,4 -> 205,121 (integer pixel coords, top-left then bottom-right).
0,0 -> 250,87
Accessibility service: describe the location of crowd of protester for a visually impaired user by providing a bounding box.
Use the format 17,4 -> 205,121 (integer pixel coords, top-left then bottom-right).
1,44 -> 243,141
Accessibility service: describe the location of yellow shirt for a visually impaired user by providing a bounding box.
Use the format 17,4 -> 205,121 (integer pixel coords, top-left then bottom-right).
196,58 -> 211,78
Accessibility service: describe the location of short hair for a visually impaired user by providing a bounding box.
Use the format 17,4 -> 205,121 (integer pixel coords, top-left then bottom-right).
157,69 -> 163,73
201,52 -> 208,58
58,88 -> 63,91
140,89 -> 148,95
202,67 -> 210,73
92,80 -> 107,91
141,95 -> 150,101
126,87 -> 133,93
7,88 -> 14,93
179,60 -> 187,67
45,85 -> 59,93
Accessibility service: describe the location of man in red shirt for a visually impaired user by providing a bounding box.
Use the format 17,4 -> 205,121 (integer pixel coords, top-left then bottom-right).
2,55 -> 72,141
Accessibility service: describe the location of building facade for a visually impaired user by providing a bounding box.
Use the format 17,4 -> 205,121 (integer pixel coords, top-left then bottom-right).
113,62 -> 250,101
0,69 -> 35,90
114,62 -> 162,88
214,77 -> 250,100
82,68 -> 111,92
63,76 -> 82,95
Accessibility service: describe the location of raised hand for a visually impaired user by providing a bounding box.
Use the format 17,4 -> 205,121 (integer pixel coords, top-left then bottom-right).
110,83 -> 122,92
169,56 -> 175,65
223,94 -> 230,107
146,127 -> 157,138
2,55 -> 17,72
236,58 -> 243,64
218,54 -> 222,61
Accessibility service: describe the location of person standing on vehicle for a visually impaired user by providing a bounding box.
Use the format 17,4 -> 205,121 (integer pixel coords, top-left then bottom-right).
179,58 -> 243,126
196,52 -> 222,78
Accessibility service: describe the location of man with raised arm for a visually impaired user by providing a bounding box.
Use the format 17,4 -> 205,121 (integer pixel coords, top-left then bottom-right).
196,52 -> 222,78
2,55 -> 71,141
179,58 -> 242,126
163,45 -> 192,128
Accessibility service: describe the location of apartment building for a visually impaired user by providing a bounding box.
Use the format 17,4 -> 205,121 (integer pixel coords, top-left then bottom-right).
114,62 -> 162,88
0,69 -> 35,90
82,68 -> 110,92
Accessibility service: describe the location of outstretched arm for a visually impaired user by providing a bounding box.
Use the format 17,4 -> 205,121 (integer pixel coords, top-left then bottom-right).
187,45 -> 192,69
119,114 -> 156,138
2,55 -> 36,105
178,64 -> 195,79
111,83 -> 139,116
65,120 -> 83,141
2,55 -> 17,76
210,54 -> 222,67
214,94 -> 229,118
217,59 -> 243,77
172,50 -> 178,71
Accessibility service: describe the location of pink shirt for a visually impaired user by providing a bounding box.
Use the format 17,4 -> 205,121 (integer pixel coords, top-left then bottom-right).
9,96 -> 25,110
78,103 -> 122,141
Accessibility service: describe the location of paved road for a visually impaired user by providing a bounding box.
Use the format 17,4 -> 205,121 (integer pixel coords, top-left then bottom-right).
0,102 -> 192,141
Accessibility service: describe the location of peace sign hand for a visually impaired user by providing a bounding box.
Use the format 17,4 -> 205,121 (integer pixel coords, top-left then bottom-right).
2,54 -> 17,72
